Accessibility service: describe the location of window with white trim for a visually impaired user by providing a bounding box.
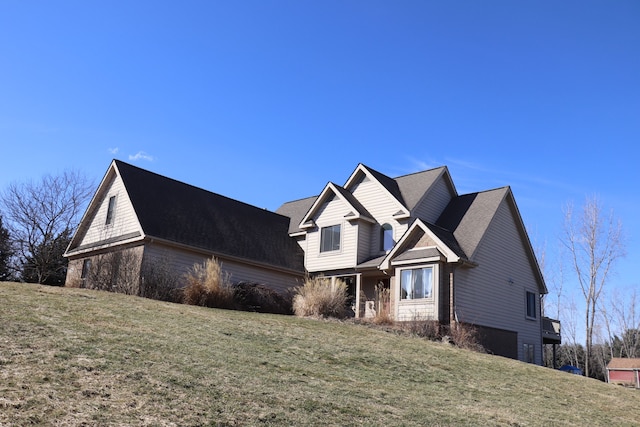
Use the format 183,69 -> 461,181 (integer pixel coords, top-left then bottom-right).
400,266 -> 433,300
526,291 -> 537,319
320,224 -> 341,253
380,223 -> 394,251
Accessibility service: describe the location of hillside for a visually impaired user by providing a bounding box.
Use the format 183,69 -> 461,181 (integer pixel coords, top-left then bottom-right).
1,282 -> 639,426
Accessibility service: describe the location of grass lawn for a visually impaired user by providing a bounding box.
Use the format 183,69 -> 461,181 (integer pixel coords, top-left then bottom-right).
1,281 -> 639,426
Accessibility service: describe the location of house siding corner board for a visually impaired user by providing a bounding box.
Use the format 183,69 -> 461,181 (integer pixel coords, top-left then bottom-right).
412,175 -> 454,223
79,174 -> 140,247
454,201 -> 543,364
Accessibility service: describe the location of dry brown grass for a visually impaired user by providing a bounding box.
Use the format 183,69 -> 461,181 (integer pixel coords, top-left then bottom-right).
292,276 -> 348,318
448,321 -> 485,352
182,257 -> 234,309
3,281 -> 640,426
372,283 -> 393,325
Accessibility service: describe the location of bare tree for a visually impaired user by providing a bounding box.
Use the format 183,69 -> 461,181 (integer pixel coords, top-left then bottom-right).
601,289 -> 640,359
1,170 -> 93,284
562,195 -> 625,377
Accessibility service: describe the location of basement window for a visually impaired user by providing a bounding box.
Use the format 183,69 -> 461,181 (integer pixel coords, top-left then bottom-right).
523,343 -> 535,363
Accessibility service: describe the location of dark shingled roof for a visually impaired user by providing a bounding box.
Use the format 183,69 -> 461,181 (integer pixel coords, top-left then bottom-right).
115,160 -> 305,272
435,187 -> 509,260
422,222 -> 468,261
360,164 -> 406,206
393,247 -> 443,262
332,183 -> 374,221
395,167 -> 449,211
276,196 -> 317,234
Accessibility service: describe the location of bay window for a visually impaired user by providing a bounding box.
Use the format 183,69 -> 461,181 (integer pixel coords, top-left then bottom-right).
400,266 -> 433,300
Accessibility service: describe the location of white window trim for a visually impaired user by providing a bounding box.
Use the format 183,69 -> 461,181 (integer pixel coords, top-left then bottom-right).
397,264 -> 436,301
319,223 -> 342,254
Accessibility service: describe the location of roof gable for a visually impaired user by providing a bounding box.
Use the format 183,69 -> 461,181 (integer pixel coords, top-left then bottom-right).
298,182 -> 375,228
379,219 -> 465,271
436,187 -> 546,294
436,188 -> 508,260
66,161 -> 144,254
344,164 -> 409,218
71,160 -> 305,273
394,166 -> 456,212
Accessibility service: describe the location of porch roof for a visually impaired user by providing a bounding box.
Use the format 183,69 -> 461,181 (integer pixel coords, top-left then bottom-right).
392,247 -> 443,263
356,255 -> 387,270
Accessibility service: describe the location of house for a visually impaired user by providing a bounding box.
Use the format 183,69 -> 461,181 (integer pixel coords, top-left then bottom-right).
276,163 -> 557,365
64,160 -> 305,296
606,358 -> 640,388
65,160 -> 558,365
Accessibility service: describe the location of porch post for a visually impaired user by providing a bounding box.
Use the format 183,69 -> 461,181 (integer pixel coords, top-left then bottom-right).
355,273 -> 362,319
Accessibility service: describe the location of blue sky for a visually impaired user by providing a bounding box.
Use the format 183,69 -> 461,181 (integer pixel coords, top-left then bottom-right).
1,2 -> 638,330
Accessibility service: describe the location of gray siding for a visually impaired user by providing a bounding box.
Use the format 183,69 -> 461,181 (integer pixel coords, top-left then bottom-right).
143,243 -> 303,294
412,174 -> 454,223
454,200 -> 543,364
357,222 -> 372,264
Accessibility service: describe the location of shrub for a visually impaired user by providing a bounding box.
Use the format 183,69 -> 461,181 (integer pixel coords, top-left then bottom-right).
447,322 -> 484,352
182,257 -> 234,309
292,276 -> 348,318
233,282 -> 293,315
140,256 -> 182,303
372,282 -> 393,325
401,318 -> 442,341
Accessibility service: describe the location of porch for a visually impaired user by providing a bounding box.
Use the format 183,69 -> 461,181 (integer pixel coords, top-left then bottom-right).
542,316 -> 561,368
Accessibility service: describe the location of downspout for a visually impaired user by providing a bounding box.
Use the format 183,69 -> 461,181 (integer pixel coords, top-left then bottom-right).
449,266 -> 456,327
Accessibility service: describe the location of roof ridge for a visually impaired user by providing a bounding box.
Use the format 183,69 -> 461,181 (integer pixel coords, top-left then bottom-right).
392,165 -> 447,180
457,185 -> 510,197
114,159 -> 286,218
278,194 -> 318,205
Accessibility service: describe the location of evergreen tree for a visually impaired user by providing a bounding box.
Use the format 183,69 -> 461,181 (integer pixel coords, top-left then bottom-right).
0,215 -> 13,281
20,228 -> 72,285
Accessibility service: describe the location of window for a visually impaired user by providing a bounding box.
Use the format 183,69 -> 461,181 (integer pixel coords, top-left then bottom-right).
320,224 -> 341,252
380,223 -> 394,251
81,259 -> 91,287
523,343 -> 535,363
400,266 -> 433,300
526,291 -> 537,319
105,195 -> 117,225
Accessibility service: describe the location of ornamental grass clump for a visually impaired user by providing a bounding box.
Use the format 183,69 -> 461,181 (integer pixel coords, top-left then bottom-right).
292,276 -> 348,318
182,257 -> 234,309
